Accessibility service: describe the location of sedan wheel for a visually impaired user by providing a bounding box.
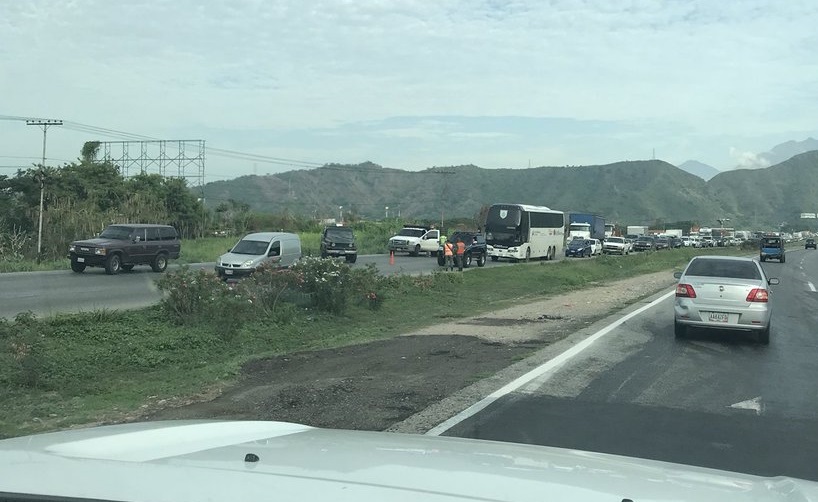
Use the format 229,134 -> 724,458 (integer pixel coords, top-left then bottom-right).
757,326 -> 770,345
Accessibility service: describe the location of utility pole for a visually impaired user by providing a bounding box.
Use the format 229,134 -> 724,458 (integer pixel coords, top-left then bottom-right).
437,170 -> 455,230
26,119 -> 63,258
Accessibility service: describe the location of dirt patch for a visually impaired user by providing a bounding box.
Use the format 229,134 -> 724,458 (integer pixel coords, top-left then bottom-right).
147,270 -> 676,431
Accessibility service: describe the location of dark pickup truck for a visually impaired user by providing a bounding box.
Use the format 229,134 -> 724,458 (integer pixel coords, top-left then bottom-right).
437,231 -> 487,268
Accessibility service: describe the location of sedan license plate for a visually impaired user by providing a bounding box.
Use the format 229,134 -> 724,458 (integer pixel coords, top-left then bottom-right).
225,269 -> 233,275
708,312 -> 729,323
76,257 -> 85,263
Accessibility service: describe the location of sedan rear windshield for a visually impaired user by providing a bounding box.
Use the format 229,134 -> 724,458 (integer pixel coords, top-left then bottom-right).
685,259 -> 762,280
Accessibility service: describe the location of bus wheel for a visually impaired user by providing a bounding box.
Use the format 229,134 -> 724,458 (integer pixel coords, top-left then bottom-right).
525,247 -> 531,262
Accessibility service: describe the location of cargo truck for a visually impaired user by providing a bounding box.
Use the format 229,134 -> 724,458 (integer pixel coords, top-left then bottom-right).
567,213 -> 606,241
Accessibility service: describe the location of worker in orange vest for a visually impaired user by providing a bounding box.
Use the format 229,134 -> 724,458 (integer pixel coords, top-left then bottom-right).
443,239 -> 455,271
455,238 -> 466,271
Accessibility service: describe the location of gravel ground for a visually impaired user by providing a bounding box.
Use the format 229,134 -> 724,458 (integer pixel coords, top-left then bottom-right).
148,269 -> 677,432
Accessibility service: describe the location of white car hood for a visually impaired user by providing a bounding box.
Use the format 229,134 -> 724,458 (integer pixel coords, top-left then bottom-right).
218,251 -> 262,264
1,420 -> 817,502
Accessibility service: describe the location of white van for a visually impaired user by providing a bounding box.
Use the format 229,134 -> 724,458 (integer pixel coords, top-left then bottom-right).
215,232 -> 301,279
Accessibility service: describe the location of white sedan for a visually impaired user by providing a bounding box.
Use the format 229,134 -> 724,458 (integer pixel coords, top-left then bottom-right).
590,238 -> 603,255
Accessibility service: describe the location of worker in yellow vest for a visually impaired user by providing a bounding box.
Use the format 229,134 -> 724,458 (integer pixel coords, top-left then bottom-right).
443,239 -> 455,271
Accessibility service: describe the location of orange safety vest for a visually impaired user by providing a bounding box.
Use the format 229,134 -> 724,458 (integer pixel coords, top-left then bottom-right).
455,241 -> 466,255
444,242 -> 454,256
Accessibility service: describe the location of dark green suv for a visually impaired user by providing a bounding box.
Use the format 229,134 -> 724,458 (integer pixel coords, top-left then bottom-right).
320,226 -> 357,263
437,231 -> 487,268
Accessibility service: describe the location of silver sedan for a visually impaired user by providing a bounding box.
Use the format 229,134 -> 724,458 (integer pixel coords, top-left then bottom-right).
673,256 -> 779,344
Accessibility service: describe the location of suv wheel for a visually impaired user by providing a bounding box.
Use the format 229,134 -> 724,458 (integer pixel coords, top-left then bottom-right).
121,264 -> 134,272
151,253 -> 168,273
345,254 -> 357,264
105,254 -> 122,275
70,260 -> 86,273
464,254 -> 472,268
477,252 -> 486,267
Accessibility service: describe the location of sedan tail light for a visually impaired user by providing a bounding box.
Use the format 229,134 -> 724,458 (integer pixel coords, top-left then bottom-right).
746,288 -> 769,302
675,283 -> 696,298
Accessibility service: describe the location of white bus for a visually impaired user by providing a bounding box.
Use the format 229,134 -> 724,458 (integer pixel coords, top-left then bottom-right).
484,203 -> 565,262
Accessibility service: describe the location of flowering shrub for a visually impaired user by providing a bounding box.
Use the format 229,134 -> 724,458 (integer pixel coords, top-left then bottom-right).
156,267 -> 232,319
290,256 -> 354,314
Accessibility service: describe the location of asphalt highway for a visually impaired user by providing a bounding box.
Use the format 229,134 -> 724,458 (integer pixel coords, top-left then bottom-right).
0,252 -> 512,318
441,246 -> 818,480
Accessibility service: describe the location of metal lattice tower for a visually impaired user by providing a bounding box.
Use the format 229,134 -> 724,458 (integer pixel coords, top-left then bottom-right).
99,140 -> 205,188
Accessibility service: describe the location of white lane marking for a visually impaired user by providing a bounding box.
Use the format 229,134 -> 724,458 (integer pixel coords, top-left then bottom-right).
730,396 -> 763,415
809,282 -> 816,293
426,289 -> 676,436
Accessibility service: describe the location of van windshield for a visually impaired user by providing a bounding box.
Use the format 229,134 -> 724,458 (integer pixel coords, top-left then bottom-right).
231,239 -> 269,255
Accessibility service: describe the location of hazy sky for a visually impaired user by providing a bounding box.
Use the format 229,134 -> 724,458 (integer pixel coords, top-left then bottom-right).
2,0 -> 817,182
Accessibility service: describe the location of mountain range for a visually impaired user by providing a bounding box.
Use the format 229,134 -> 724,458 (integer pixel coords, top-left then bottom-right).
677,138 -> 818,179
676,160 -> 720,181
202,151 -> 818,230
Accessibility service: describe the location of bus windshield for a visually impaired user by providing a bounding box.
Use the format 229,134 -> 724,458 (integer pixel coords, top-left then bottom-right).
486,206 -> 522,228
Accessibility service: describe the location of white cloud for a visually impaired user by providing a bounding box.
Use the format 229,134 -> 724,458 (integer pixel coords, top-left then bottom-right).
1,0 -> 818,176
729,147 -> 771,170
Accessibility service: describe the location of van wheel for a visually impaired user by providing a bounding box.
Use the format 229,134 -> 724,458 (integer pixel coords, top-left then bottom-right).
674,321 -> 686,339
345,254 -> 357,264
71,260 -> 86,273
151,253 -> 168,273
105,254 -> 122,275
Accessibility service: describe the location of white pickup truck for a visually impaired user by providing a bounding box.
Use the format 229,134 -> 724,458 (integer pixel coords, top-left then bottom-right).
388,227 -> 440,256
602,236 -> 632,255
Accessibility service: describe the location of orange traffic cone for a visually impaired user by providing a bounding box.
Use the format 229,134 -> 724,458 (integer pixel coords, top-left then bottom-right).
389,250 -> 395,265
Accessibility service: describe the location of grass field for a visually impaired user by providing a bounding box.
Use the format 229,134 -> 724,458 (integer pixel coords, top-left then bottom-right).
0,245 -> 748,438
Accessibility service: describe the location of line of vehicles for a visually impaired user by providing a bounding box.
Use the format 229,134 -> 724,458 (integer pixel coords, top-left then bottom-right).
386,204 -> 684,265
67,207 -> 813,278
